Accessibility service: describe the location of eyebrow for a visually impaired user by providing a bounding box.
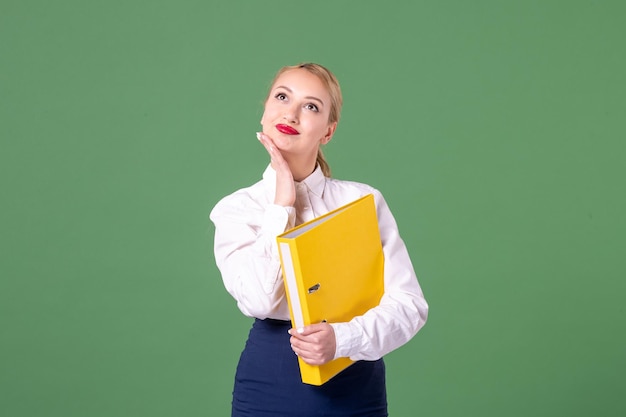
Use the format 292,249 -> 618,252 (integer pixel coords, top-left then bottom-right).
274,85 -> 325,107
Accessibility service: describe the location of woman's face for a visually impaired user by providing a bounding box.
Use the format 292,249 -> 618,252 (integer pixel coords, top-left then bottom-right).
261,68 -> 336,160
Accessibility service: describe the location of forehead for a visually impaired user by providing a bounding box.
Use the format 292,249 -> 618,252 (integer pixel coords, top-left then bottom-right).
271,69 -> 330,100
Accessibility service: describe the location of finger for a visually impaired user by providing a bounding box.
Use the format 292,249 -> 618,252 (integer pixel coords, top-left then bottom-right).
290,340 -> 319,359
295,323 -> 328,336
257,132 -> 290,168
257,132 -> 279,150
291,340 -> 314,358
288,327 -> 318,342
291,342 -> 327,365
257,132 -> 276,155
288,328 -> 305,342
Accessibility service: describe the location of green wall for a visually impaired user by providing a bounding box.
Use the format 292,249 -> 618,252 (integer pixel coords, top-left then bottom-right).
2,1 -> 624,415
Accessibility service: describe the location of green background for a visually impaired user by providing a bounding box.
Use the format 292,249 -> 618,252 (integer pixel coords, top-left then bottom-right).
2,1 -> 624,415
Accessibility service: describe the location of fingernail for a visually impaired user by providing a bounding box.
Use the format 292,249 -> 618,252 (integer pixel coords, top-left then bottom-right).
256,132 -> 262,141
297,328 -> 304,334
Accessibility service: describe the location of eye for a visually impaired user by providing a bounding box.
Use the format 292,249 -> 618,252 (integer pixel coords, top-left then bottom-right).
275,93 -> 287,101
305,103 -> 319,112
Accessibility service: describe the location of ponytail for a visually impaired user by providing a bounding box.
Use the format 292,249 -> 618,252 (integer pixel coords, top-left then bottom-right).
316,148 -> 331,177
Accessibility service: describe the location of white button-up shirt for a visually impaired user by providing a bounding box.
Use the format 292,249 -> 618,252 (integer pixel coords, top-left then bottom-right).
210,164 -> 428,361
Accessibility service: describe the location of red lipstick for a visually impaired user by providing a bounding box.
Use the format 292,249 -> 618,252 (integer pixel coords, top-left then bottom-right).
276,124 -> 300,135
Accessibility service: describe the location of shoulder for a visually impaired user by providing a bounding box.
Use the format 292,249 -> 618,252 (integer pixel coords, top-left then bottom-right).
209,180 -> 268,223
326,177 -> 376,193
325,177 -> 390,210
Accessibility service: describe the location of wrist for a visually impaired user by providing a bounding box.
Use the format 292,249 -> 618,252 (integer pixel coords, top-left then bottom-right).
274,198 -> 295,207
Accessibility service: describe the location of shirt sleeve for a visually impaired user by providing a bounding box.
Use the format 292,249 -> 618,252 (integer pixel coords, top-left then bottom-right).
330,190 -> 429,361
210,193 -> 296,318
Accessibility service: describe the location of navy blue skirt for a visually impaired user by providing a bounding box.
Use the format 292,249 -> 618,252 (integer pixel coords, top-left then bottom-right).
232,318 -> 387,417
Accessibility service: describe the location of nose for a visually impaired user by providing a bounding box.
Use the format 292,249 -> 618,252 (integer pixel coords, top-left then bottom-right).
283,104 -> 299,123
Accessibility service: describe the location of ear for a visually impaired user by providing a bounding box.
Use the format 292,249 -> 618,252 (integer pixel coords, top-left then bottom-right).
321,122 -> 337,145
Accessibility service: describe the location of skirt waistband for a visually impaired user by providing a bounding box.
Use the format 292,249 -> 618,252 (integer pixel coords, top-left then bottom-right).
255,318 -> 291,326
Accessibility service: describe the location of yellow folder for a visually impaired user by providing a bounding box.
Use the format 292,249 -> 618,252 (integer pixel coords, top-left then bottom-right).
276,194 -> 384,385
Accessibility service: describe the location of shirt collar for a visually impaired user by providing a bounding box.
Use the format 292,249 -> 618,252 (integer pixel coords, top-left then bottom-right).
300,164 -> 326,197
262,164 -> 326,197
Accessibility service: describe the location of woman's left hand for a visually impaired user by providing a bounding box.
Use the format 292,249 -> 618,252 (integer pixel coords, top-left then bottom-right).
288,323 -> 336,365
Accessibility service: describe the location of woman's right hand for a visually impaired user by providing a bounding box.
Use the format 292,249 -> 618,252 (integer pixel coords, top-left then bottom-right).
257,132 -> 295,207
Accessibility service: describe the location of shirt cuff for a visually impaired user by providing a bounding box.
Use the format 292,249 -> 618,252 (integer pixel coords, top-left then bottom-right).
330,322 -> 362,360
262,204 -> 295,234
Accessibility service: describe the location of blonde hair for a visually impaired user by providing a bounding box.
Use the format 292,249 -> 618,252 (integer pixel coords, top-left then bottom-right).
267,63 -> 343,177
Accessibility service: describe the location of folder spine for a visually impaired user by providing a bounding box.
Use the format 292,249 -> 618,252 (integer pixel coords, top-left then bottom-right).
278,241 -> 306,330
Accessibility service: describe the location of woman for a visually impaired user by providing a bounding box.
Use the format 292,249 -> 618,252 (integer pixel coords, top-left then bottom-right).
210,63 -> 428,416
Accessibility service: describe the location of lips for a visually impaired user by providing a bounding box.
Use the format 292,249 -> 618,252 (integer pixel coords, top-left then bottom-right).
276,124 -> 300,135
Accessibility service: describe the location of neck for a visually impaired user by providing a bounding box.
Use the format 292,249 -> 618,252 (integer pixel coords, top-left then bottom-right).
278,152 -> 317,182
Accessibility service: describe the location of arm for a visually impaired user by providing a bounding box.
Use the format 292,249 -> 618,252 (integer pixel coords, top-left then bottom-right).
289,190 -> 428,364
210,132 -> 297,318
210,196 -> 295,318
329,190 -> 428,361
